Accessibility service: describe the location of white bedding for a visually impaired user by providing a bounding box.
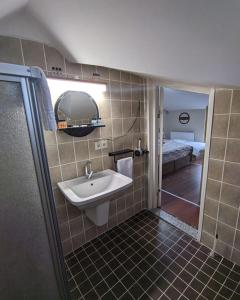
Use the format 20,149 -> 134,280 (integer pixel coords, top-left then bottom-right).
173,139 -> 205,157
162,140 -> 193,163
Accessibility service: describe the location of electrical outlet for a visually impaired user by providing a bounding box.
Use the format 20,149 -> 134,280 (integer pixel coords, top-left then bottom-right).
95,141 -> 102,150
101,140 -> 108,149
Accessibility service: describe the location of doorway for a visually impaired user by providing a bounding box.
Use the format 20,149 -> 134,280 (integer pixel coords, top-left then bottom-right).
157,87 -> 214,239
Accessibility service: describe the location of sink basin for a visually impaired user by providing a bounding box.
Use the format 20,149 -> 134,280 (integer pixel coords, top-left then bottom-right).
57,169 -> 132,226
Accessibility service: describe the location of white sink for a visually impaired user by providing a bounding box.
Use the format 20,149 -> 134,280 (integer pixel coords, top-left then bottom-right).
57,169 -> 132,226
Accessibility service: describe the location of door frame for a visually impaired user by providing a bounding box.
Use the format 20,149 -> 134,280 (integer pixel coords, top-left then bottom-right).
156,85 -> 215,241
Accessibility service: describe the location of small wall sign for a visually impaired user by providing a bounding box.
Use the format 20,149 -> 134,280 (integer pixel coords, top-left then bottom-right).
179,112 -> 190,124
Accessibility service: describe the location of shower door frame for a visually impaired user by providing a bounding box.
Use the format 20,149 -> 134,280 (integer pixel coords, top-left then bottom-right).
0,63 -> 69,299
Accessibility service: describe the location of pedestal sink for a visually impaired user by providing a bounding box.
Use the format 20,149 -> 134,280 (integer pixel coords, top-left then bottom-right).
57,169 -> 132,226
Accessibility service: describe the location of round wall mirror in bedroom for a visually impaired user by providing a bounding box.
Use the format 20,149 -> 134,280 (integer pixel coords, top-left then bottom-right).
55,91 -> 104,137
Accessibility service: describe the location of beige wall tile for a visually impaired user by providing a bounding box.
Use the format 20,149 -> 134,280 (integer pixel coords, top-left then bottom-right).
208,159 -> 223,180
121,71 -> 131,82
65,60 -> 82,76
231,248 -> 240,265
46,144 -> 59,167
228,114 -> 240,139
206,179 -> 221,200
99,100 -> 111,119
110,82 -> 121,100
49,166 -> 62,188
22,40 -> 46,69
58,143 -> 75,164
56,205 -> 68,224
102,140 -> 113,156
110,69 -> 120,81
231,90 -> 240,113
111,100 -> 122,118
61,163 -> 77,180
72,233 -> 85,249
201,231 -> 214,249
57,131 -> 73,143
89,140 -> 102,158
103,156 -> 114,170
44,45 -> 65,72
67,204 -> 81,221
96,66 -> 109,80
44,130 -> 57,145
82,64 -> 96,80
122,101 -> 132,118
112,119 -> 123,137
220,183 -> 240,208
132,101 -> 140,117
91,157 -> 103,172
121,83 -> 132,100
226,139 -> 240,163
210,138 -> 226,160
218,203 -> 238,227
100,119 -> 112,139
53,188 -> 65,207
217,222 -> 235,245
59,223 -> 71,241
69,217 -> 84,236
62,239 -> 73,256
211,115 -> 229,138
234,230 -> 240,251
215,239 -> 232,260
203,215 -> 216,235
74,141 -> 89,161
223,162 -> 240,186
77,160 -> 88,177
204,198 -> 218,219
214,90 -> 231,114
0,36 -> 23,64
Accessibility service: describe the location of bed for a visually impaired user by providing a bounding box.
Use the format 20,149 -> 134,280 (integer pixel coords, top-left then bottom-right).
161,131 -> 205,176
162,140 -> 193,176
170,131 -> 205,158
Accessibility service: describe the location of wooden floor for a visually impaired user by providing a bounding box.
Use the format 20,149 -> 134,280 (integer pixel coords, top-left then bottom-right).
162,163 -> 202,205
161,163 -> 202,228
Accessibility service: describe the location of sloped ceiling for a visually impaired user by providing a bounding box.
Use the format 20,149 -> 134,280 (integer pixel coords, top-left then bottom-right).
164,88 -> 209,111
1,0 -> 240,87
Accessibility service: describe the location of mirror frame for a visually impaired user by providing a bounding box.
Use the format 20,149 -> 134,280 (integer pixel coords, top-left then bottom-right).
54,90 -> 100,137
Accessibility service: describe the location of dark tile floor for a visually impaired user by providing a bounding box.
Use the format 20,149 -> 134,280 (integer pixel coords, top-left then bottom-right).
65,210 -> 240,300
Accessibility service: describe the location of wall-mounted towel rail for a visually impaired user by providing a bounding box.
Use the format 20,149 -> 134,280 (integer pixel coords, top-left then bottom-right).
109,149 -> 134,163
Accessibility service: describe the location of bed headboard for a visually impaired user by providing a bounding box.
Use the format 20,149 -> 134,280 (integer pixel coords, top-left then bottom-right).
170,131 -> 195,141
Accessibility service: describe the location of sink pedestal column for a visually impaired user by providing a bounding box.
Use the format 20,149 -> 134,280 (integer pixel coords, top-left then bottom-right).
85,201 -> 110,226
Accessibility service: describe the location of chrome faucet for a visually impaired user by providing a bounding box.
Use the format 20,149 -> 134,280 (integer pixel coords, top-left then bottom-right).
85,160 -> 93,179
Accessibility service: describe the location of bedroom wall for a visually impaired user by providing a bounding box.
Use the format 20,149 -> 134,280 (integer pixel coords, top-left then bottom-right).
163,109 -> 206,142
0,35 -> 148,256
202,89 -> 240,265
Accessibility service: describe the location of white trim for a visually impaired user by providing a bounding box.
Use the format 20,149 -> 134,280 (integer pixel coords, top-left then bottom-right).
158,87 -> 164,207
154,84 -> 214,240
197,88 -> 215,241
146,79 -> 158,209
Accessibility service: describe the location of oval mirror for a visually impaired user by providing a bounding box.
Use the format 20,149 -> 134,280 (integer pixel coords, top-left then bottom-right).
55,91 -> 102,137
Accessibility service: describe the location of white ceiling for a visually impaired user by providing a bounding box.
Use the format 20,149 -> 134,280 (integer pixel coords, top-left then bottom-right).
1,0 -> 240,87
163,88 -> 209,111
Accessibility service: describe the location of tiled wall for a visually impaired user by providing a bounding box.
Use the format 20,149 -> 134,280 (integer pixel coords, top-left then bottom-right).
202,89 -> 240,265
0,36 -> 148,255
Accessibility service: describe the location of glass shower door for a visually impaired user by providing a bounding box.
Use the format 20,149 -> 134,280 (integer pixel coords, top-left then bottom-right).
0,75 -> 68,299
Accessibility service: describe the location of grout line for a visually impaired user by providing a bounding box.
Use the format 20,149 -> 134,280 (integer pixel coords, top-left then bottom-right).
212,90 -> 233,255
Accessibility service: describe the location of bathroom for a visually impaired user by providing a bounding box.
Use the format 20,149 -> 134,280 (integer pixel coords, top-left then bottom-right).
1,2 -> 240,300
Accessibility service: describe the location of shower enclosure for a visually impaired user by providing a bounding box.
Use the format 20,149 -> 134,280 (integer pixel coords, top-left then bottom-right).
0,64 -> 69,299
